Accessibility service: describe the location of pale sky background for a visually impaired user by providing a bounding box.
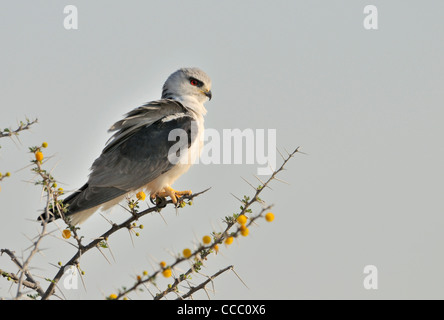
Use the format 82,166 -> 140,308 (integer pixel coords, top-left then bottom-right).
1,1 -> 444,299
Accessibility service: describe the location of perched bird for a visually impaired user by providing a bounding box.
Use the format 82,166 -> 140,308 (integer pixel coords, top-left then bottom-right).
40,67 -> 212,225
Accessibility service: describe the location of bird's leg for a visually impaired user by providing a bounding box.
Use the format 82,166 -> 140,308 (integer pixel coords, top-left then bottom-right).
152,187 -> 192,204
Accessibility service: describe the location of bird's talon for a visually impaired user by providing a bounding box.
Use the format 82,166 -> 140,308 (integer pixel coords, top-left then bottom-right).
150,195 -> 167,208
152,187 -> 192,205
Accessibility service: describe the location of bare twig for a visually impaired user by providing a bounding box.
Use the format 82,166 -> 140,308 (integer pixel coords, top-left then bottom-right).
0,118 -> 38,139
176,265 -> 233,300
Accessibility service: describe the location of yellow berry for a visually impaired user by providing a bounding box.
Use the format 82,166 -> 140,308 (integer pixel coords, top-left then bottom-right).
237,215 -> 248,225
202,235 -> 212,245
35,151 -> 43,162
136,191 -> 146,201
5,172 -> 10,177
225,236 -> 234,245
160,261 -> 167,268
143,270 -> 148,276
162,268 -> 172,278
213,244 -> 219,252
109,293 -> 117,300
265,212 -> 275,222
62,229 -> 71,239
182,248 -> 192,258
240,226 -> 249,237
42,142 -> 48,148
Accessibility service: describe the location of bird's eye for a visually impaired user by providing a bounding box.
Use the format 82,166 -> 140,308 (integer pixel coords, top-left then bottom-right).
190,79 -> 198,86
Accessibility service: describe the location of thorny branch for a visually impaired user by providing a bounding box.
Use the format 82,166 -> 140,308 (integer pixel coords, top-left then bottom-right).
0,118 -> 38,190
178,265 -> 234,300
114,147 -> 300,300
0,149 -> 53,299
0,118 -> 38,139
0,145 -> 300,300
40,189 -> 210,300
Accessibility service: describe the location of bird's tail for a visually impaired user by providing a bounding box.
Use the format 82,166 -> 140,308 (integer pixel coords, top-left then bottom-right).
38,183 -> 127,225
37,183 -> 89,223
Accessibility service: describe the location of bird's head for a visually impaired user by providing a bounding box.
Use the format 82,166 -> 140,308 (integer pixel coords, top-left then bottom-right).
162,67 -> 212,104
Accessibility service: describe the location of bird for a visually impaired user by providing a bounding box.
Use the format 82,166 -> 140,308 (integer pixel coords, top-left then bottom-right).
39,67 -> 212,225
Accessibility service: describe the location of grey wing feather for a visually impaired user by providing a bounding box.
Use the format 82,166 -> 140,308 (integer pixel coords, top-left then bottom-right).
64,184 -> 126,214
105,99 -> 187,153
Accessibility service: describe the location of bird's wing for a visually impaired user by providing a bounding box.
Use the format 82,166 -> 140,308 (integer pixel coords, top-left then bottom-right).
87,99 -> 197,191
104,99 -> 187,153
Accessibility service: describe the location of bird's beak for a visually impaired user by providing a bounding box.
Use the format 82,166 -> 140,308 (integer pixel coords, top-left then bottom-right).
204,90 -> 212,101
